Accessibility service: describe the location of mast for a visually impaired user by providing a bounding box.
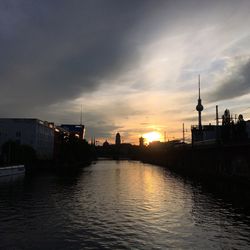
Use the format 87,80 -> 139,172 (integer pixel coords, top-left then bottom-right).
198,75 -> 201,99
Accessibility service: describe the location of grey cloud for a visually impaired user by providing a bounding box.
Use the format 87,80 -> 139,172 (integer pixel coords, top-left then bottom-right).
0,0 -> 157,116
206,56 -> 250,102
1,0 -> 238,118
1,0 -> 250,142
183,114 -> 214,123
85,124 -> 121,142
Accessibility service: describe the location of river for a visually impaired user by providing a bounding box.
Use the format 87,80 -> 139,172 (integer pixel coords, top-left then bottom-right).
0,160 -> 250,249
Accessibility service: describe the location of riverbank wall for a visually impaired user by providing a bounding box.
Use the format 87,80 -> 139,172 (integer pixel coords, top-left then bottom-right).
24,158 -> 94,174
135,143 -> 250,182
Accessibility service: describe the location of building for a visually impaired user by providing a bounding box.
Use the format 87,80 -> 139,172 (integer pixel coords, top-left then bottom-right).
60,124 -> 85,140
246,121 -> 250,138
103,140 -> 109,147
192,124 -> 219,144
53,125 -> 70,160
139,136 -> 144,147
0,118 -> 54,160
115,133 -> 121,146
192,109 -> 250,144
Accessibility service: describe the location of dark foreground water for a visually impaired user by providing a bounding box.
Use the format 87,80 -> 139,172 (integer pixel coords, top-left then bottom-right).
1,160 -> 250,249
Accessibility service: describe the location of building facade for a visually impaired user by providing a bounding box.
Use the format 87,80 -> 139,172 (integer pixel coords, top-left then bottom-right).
115,133 -> 121,145
0,118 -> 54,160
60,124 -> 85,140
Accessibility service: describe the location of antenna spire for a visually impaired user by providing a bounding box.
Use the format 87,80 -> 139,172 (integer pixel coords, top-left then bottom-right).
198,74 -> 201,99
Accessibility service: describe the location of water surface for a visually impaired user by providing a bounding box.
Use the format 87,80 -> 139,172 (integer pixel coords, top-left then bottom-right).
0,160 -> 250,249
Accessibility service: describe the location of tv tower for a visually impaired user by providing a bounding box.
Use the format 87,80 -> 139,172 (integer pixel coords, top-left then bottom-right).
196,75 -> 203,130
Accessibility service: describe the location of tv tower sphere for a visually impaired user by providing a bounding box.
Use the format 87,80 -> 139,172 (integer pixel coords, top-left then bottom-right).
196,100 -> 203,112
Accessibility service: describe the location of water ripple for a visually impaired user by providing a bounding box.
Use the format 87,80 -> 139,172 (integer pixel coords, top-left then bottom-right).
0,160 -> 250,249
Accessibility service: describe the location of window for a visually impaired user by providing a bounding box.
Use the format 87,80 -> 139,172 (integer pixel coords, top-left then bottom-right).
16,131 -> 21,137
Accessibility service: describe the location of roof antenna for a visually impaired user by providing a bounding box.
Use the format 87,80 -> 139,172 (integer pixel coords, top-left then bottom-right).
198,74 -> 201,99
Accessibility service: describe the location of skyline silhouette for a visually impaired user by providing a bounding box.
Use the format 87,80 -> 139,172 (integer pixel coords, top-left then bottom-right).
1,0 -> 250,144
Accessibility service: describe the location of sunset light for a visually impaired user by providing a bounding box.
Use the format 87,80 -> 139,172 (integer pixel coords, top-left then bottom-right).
143,131 -> 161,144
1,1 -> 250,249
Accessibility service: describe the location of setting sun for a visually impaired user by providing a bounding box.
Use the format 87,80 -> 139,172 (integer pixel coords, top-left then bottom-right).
143,131 -> 161,144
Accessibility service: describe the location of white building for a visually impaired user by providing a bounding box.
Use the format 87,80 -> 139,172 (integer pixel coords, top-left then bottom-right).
0,118 -> 54,160
246,121 -> 250,138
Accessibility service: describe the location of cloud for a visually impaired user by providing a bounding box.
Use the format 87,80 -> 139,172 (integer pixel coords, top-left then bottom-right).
85,124 -> 121,142
1,0 -> 250,143
0,0 -> 155,116
206,56 -> 250,102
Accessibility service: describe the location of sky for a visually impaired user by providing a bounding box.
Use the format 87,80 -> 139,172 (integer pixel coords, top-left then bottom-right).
1,0 -> 250,144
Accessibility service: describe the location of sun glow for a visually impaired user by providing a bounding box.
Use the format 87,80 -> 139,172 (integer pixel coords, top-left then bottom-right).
143,131 -> 161,144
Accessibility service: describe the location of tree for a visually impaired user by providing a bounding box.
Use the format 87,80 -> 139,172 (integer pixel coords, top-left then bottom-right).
1,140 -> 37,165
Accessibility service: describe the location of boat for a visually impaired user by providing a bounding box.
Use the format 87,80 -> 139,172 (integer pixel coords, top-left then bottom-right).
0,165 -> 25,177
